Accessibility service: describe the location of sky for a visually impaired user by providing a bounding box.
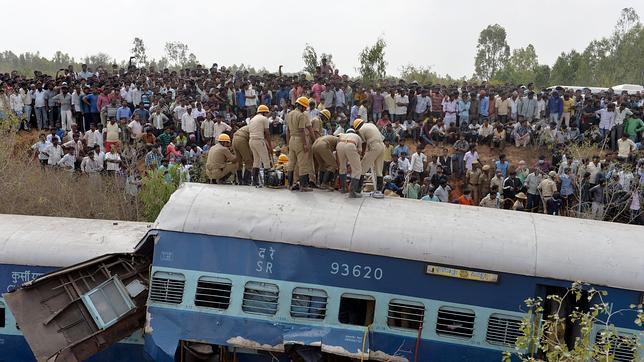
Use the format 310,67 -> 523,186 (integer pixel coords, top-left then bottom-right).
2,0 -> 643,78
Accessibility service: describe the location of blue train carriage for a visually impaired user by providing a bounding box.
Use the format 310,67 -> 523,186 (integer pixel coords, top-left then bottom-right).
139,183 -> 644,362
0,214 -> 150,362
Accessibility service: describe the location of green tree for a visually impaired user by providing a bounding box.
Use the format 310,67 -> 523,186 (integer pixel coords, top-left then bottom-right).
474,24 -> 510,81
550,50 -> 583,86
357,37 -> 387,83
399,64 -> 457,85
302,44 -> 318,75
495,44 -> 540,85
139,168 -> 181,222
164,41 -> 190,68
505,282 -> 642,362
130,37 -> 148,67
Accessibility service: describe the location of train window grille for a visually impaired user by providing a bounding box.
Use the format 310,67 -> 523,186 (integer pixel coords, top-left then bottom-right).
338,293 -> 376,326
242,281 -> 279,316
387,299 -> 425,330
290,288 -> 328,320
194,277 -> 232,310
435,306 -> 475,339
594,330 -> 637,362
485,314 -> 523,346
149,272 -> 185,304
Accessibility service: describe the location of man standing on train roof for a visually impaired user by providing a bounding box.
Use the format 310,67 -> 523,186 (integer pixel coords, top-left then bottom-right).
312,119 -> 339,191
248,104 -> 273,187
206,133 -> 238,184
336,128 -> 363,197
353,118 -> 386,193
286,96 -> 314,191
232,124 -> 252,185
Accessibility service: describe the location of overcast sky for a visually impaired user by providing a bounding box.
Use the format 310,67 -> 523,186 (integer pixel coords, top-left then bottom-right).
3,0 -> 642,77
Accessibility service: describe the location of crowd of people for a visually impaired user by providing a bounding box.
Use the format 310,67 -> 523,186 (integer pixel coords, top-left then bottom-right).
0,59 -> 642,224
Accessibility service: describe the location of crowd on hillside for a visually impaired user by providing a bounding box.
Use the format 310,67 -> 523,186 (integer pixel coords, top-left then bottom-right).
0,60 -> 641,224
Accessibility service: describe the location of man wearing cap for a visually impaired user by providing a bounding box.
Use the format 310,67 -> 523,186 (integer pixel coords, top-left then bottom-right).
232,124 -> 253,185
467,161 -> 482,204
513,192 -> 527,210
206,134 -> 238,184
286,96 -> 314,191
354,118 -> 386,191
248,105 -> 273,186
478,164 -> 492,204
479,185 -> 500,208
337,129 -> 363,197
538,171 -> 558,214
312,134 -> 339,191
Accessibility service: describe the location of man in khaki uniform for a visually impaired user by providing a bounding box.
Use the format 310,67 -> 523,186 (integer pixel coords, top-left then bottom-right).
538,171 -> 558,214
354,118 -> 385,192
286,97 -> 313,191
478,164 -> 492,204
232,125 -> 252,185
336,129 -> 363,197
312,134 -> 339,190
467,161 -> 482,204
248,105 -> 273,186
206,133 -> 237,183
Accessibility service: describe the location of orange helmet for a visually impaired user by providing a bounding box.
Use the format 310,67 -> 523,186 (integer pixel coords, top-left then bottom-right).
257,104 -> 270,114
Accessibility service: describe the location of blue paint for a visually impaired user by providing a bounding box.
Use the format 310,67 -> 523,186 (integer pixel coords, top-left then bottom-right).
151,231 -> 642,326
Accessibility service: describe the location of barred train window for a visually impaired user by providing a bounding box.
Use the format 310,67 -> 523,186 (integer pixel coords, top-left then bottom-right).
339,294 -> 375,326
242,281 -> 279,315
595,330 -> 637,362
149,272 -> 185,304
387,299 -> 425,330
435,306 -> 475,339
291,288 -> 327,320
194,277 -> 232,310
485,314 -> 523,346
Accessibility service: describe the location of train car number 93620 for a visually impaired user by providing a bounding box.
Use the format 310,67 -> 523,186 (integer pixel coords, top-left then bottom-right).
330,262 -> 383,280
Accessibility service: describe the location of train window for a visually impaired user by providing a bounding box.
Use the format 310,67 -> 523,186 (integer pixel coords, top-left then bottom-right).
194,277 -> 232,310
0,301 -> 5,328
595,330 -> 637,362
81,277 -> 135,330
338,293 -> 375,326
435,306 -> 475,339
387,299 -> 425,330
149,271 -> 185,304
290,288 -> 327,320
485,314 -> 523,346
242,281 -> 279,316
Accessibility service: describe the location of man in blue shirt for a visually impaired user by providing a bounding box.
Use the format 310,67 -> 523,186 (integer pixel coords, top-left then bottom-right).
393,139 -> 409,158
116,100 -> 132,121
133,103 -> 150,123
495,154 -> 510,178
479,91 -> 489,119
235,87 -> 246,114
547,91 -> 563,125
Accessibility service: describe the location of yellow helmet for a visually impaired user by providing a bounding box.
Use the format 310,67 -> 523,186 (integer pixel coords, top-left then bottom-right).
353,118 -> 364,130
295,97 -> 309,108
320,109 -> 331,120
217,133 -> 231,143
257,104 -> 270,113
278,154 -> 289,163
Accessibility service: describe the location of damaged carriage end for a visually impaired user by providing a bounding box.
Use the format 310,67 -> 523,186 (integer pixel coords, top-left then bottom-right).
2,253 -> 151,362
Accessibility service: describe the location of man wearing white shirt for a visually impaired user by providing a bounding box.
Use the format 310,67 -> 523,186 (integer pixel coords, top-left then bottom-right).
84,123 -> 100,149
244,84 -> 258,116
150,108 -> 169,134
31,134 -> 50,166
200,113 -> 216,143
394,90 -> 409,122
612,104 -> 632,151
80,151 -> 103,174
45,138 -> 64,166
33,85 -> 48,129
128,116 -> 144,141
105,148 -> 122,173
213,113 -> 232,142
21,87 -> 32,130
57,148 -> 76,171
181,107 -> 197,135
409,145 -> 427,180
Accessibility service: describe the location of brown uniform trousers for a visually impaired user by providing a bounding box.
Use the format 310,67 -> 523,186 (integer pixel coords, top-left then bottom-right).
361,141 -> 385,177
312,135 -> 338,172
249,138 -> 271,168
232,134 -> 252,171
337,135 -> 362,176
206,144 -> 237,180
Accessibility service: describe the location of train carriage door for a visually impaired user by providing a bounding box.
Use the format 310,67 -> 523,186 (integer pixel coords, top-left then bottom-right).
539,285 -> 590,352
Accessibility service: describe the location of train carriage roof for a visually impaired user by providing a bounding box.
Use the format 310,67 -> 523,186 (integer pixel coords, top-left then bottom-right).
0,214 -> 150,267
154,183 -> 644,292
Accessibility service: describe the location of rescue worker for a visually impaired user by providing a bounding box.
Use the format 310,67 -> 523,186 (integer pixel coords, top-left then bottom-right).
206,133 -> 237,184
310,106 -> 326,140
286,96 -> 314,191
232,124 -> 252,185
312,133 -> 339,191
353,118 -> 385,192
248,104 -> 273,186
336,129 -> 363,197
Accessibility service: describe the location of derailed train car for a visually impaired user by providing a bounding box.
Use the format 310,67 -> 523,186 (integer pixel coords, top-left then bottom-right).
4,183 -> 643,361
138,183 -> 642,361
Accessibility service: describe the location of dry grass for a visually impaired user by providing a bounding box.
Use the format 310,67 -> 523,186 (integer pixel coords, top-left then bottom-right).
0,127 -> 143,221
